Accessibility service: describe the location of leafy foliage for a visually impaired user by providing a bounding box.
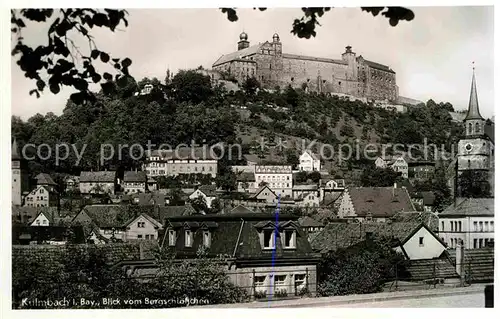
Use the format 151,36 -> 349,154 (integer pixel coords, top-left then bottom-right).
170,70 -> 213,104
360,166 -> 402,187
458,170 -> 492,198
11,9 -> 132,104
317,238 -> 406,296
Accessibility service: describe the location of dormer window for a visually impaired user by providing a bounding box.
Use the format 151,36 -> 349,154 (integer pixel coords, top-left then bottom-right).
203,230 -> 211,248
261,230 -> 275,249
168,229 -> 176,246
282,230 -> 296,249
185,230 -> 193,247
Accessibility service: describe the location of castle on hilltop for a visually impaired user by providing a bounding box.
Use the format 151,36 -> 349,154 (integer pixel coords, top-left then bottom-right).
211,32 -> 399,102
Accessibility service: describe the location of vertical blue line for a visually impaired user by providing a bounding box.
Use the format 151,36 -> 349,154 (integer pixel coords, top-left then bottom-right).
268,193 -> 281,306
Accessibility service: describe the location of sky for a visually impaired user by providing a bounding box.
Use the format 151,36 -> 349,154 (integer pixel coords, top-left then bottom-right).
10,6 -> 495,120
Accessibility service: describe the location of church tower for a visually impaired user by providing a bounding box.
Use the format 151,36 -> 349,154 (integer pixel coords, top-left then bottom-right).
12,138 -> 30,206
457,66 -> 492,172
237,32 -> 249,51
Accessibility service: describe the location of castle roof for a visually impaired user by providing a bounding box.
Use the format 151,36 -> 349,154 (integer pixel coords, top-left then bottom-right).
282,53 -> 347,65
213,44 -> 262,67
464,67 -> 484,121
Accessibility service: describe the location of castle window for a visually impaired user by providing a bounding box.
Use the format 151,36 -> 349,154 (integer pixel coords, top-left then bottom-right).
475,122 -> 480,133
469,123 -> 473,134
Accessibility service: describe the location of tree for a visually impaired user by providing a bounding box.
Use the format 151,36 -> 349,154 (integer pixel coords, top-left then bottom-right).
190,195 -> 208,214
220,7 -> 415,38
216,171 -> 237,193
242,77 -> 261,96
170,70 -> 213,104
284,85 -> 299,108
458,170 -> 492,198
11,9 -> 132,104
360,166 -> 401,187
295,171 -> 308,183
209,198 -> 222,214
169,187 -> 185,206
308,171 -> 322,183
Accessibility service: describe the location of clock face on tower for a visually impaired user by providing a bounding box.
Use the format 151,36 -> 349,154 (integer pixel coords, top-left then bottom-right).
465,143 -> 473,153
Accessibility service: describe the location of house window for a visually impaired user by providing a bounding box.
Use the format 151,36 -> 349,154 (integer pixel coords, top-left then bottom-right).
137,222 -> 145,228
473,221 -> 478,231
441,221 -> 444,231
138,235 -> 143,239
450,221 -> 453,232
262,230 -> 275,249
274,275 -> 287,292
479,238 -> 483,248
419,237 -> 424,246
490,221 -> 494,231
42,220 -> 47,225
473,239 -> 477,248
40,189 -> 44,194
479,222 -> 483,232
168,229 -> 176,246
254,275 -> 266,292
282,230 -> 296,249
185,230 -> 193,247
36,220 -> 40,225
458,221 -> 462,232
145,235 -> 150,240
203,230 -> 211,248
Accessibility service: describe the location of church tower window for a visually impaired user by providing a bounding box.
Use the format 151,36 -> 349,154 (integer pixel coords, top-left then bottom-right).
469,123 -> 473,135
475,122 -> 480,133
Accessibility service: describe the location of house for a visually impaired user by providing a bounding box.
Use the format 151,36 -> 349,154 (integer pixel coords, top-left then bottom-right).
374,155 -> 408,178
408,160 -> 435,180
312,222 -> 448,260
299,150 -> 321,172
411,191 -> 436,212
323,179 -> 345,191
143,147 -> 218,178
118,211 -> 321,298
438,198 -> 494,249
147,176 -> 158,191
30,208 -> 60,227
127,191 -> 169,206
244,154 -> 260,166
337,187 -> 415,221
188,185 -> 218,209
249,185 -> 277,204
23,185 -> 59,207
298,216 -> 324,234
122,171 -> 147,194
254,165 -> 293,198
35,173 -> 58,192
79,171 -> 116,194
374,155 -> 393,169
123,213 -> 163,241
292,184 -> 320,207
65,175 -> 80,192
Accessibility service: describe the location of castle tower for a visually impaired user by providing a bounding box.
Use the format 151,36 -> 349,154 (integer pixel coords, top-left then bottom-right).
272,33 -> 282,56
237,32 -> 249,51
341,46 -> 358,95
456,65 -> 494,194
12,138 -> 30,206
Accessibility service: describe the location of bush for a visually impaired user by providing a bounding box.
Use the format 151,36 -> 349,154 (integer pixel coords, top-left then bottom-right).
254,290 -> 267,299
274,288 -> 288,298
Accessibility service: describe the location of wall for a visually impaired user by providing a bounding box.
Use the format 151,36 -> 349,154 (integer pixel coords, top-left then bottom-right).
125,215 -> 159,241
337,191 -> 355,218
227,264 -> 317,297
402,227 -> 445,260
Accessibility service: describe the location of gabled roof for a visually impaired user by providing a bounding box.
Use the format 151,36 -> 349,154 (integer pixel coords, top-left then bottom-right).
311,221 -> 422,253
213,44 -> 262,66
292,184 -> 318,191
250,185 -> 277,199
364,59 -> 395,74
31,209 -> 60,225
236,172 -> 256,182
322,192 -> 342,206
298,216 -> 324,228
198,185 -> 217,197
346,187 -> 415,217
80,171 -> 116,183
123,171 -> 147,183
122,213 -> 163,229
35,173 -> 57,186
27,184 -> 58,196
301,149 -> 320,161
12,206 -> 61,225
440,198 -> 494,217
229,205 -> 258,215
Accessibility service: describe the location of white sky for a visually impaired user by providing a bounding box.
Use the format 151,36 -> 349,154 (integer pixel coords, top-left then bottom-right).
10,6 -> 495,119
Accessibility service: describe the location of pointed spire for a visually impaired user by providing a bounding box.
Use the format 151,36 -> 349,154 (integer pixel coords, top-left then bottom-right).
12,138 -> 21,160
464,62 -> 484,121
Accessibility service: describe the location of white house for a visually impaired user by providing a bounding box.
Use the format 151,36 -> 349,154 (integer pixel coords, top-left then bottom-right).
79,171 -> 116,194
374,155 -> 409,179
254,165 -> 293,198
299,150 -> 321,172
249,185 -> 277,204
24,185 -> 59,207
30,209 -> 59,227
438,198 -> 494,249
292,184 -> 320,207
123,213 -> 163,241
122,171 -> 147,194
188,185 -> 218,209
394,223 -> 448,260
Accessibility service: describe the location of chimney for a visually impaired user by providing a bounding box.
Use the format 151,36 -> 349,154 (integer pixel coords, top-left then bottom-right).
456,241 -> 464,284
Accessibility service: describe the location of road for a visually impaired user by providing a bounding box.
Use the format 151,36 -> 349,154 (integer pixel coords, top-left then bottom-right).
332,293 -> 484,308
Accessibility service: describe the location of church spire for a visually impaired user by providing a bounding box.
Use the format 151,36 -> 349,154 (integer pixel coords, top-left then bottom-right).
464,62 -> 483,121
12,138 -> 21,160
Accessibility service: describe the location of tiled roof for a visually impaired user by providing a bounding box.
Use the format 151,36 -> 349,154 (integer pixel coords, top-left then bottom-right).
298,216 -> 324,228
12,225 -> 86,244
128,192 -> 167,206
147,147 -> 217,160
198,185 -> 218,197
12,206 -> 61,225
163,213 -> 318,260
283,53 -> 346,65
250,185 -> 276,199
293,184 -> 318,191
364,59 -> 395,73
440,198 -> 494,217
448,247 -> 494,282
236,172 -> 256,182
35,173 -> 57,186
390,211 -> 439,232
322,192 -> 342,206
347,187 -> 415,217
80,171 -> 116,183
229,205 -> 258,215
303,149 -> 320,161
213,44 -> 262,66
402,258 -> 459,281
123,171 -> 147,182
310,221 -> 421,253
